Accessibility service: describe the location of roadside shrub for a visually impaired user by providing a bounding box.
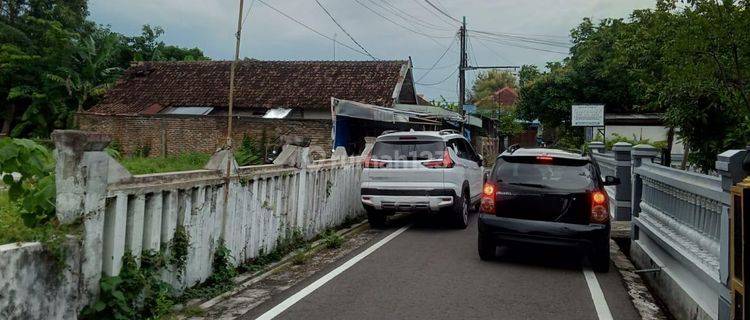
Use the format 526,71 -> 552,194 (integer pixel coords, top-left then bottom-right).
120,152 -> 211,174
322,230 -> 344,249
81,252 -> 175,320
0,138 -> 56,227
235,135 -> 263,166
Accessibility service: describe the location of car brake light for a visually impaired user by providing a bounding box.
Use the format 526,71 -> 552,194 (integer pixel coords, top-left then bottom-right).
536,156 -> 553,161
480,182 -> 496,214
422,148 -> 454,169
590,191 -> 609,223
364,154 -> 387,168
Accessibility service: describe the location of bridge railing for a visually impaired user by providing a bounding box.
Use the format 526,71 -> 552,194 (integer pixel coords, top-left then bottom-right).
629,144 -> 746,320
0,130 -> 366,319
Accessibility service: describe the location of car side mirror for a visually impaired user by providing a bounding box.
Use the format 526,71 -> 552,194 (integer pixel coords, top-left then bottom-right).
603,176 -> 620,186
477,155 -> 484,167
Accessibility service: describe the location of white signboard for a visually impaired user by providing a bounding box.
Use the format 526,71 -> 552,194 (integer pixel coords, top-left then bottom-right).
571,104 -> 604,127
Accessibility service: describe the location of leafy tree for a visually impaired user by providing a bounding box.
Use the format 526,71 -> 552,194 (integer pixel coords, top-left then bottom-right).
47,28 -> 123,113
516,0 -> 750,170
470,70 -> 517,108
0,1 -> 210,138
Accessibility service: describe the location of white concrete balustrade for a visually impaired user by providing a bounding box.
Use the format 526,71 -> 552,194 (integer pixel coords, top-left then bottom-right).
0,131 -> 365,319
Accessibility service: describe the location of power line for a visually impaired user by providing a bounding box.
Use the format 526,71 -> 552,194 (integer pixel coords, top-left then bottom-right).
416,34 -> 457,82
411,0 -> 459,27
466,34 -> 479,67
353,0 -> 455,43
469,30 -> 571,48
471,34 -> 569,54
413,63 -> 458,70
423,0 -> 461,24
473,37 -> 512,64
377,0 -> 454,31
241,0 -> 256,28
314,0 -> 378,60
416,67 -> 458,86
255,0 -> 372,58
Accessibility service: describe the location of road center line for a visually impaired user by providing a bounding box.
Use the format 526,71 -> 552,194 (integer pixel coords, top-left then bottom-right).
255,225 -> 411,320
583,267 -> 614,320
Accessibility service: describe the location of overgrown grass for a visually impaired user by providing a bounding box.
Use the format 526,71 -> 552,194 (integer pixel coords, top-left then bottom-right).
120,152 -> 212,175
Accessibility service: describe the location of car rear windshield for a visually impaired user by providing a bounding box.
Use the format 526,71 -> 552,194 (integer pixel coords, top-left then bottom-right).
371,140 -> 445,160
491,157 -> 595,190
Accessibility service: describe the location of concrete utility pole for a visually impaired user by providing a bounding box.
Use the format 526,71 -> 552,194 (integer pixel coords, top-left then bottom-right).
227,0 -> 244,148
458,16 -> 467,112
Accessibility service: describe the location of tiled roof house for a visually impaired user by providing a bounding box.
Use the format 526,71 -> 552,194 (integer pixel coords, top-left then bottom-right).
88,60 -> 418,116
79,60 -> 419,157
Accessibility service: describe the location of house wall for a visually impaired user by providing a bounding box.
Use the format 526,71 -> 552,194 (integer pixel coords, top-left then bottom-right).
78,113 -> 333,157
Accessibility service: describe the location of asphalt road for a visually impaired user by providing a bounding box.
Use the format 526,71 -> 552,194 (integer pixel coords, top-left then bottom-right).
240,213 -> 641,320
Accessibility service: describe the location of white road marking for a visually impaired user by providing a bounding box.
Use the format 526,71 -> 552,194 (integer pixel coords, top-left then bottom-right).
583,267 -> 614,320
255,225 -> 411,320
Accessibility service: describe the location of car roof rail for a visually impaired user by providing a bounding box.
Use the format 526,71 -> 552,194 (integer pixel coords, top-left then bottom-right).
507,144 -> 520,154
439,129 -> 460,135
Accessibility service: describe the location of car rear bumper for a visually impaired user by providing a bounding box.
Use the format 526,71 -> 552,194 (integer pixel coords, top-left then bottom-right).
478,213 -> 609,249
361,188 -> 456,212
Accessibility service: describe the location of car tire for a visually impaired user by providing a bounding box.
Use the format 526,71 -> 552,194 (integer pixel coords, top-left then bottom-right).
366,208 -> 387,229
478,233 -> 495,260
451,192 -> 469,229
591,244 -> 610,272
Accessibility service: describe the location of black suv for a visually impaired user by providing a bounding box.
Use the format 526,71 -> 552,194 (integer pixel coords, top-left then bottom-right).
477,148 -> 619,272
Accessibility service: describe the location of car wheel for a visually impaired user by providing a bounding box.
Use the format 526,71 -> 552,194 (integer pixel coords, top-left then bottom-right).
451,192 -> 469,229
591,244 -> 610,272
366,207 -> 386,229
478,233 -> 495,260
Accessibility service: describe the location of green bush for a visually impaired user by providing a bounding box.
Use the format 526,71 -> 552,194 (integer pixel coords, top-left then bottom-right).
0,138 -> 56,226
235,135 -> 263,166
120,152 -> 211,175
322,230 -> 344,249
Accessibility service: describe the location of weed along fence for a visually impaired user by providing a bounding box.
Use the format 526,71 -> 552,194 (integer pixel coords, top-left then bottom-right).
0,130 -> 365,319
591,141 -> 747,320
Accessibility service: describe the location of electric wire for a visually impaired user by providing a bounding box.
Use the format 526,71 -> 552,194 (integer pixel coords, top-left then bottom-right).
416,67 -> 458,86
416,34 -> 458,82
315,0 -> 378,60
256,0 -> 373,58
423,0 -> 461,23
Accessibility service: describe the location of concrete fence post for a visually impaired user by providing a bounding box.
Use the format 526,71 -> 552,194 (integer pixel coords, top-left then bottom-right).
715,149 -> 747,320
630,144 -> 658,221
612,142 -> 633,221
588,141 -> 605,154
52,130 -> 132,304
295,147 -> 312,234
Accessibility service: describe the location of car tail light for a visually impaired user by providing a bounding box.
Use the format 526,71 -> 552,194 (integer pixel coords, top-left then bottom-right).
479,182 -> 496,214
422,148 -> 454,169
364,154 -> 387,168
590,191 -> 609,223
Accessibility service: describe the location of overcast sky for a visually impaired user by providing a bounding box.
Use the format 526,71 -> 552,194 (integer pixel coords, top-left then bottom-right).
89,0 -> 655,103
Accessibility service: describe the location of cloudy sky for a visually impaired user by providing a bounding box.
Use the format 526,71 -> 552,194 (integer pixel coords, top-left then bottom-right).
89,0 -> 655,102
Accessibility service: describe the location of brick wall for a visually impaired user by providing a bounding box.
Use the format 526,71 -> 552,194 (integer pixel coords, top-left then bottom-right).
78,113 -> 333,157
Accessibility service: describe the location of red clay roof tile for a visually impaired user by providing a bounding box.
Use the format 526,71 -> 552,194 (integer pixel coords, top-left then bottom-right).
89,60 -> 410,115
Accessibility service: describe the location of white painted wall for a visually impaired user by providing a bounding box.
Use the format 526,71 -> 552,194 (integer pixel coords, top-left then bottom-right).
605,125 -> 684,154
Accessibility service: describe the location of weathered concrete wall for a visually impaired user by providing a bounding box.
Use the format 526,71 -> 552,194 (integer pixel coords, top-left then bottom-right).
77,113 -> 333,157
0,241 -> 82,320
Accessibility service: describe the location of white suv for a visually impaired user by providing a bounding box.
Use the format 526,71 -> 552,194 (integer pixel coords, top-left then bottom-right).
360,130 -> 484,228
